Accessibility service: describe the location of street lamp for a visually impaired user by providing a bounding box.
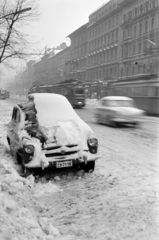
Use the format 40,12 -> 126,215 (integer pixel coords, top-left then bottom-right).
146,39 -> 159,48
146,39 -> 159,49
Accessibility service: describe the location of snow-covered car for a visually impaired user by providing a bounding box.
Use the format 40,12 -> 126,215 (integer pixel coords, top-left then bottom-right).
7,93 -> 98,174
94,96 -> 145,127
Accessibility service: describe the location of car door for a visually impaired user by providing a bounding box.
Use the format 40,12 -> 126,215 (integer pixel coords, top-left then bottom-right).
100,100 -> 109,122
96,100 -> 106,122
8,107 -> 21,152
95,100 -> 103,121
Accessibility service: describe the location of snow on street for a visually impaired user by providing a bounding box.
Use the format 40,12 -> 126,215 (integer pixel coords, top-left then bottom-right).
0,98 -> 159,240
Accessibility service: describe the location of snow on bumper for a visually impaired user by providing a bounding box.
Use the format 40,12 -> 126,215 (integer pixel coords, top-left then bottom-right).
24,151 -> 98,169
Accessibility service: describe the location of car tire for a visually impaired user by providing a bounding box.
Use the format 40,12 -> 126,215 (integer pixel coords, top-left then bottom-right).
132,122 -> 140,128
16,152 -> 22,165
84,161 -> 95,173
106,116 -> 116,127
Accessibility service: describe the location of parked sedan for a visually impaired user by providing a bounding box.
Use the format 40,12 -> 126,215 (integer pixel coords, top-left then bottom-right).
94,96 -> 145,127
7,93 -> 98,175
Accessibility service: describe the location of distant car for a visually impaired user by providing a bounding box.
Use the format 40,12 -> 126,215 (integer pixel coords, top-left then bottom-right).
7,93 -> 98,175
94,96 -> 145,127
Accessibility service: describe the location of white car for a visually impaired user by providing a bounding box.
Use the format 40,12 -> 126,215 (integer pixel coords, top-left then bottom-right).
7,93 -> 98,175
94,96 -> 145,127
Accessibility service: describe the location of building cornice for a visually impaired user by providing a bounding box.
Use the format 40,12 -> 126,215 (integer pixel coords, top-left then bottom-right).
87,7 -> 121,30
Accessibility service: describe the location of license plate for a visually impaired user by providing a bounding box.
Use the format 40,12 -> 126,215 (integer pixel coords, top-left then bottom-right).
56,161 -> 72,168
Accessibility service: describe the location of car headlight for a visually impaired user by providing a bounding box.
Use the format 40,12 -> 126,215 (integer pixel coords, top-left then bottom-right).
24,145 -> 34,154
88,138 -> 98,147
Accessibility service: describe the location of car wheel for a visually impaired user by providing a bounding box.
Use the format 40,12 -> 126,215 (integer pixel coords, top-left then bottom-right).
106,116 -> 116,127
16,152 -> 22,165
132,122 -> 140,128
84,161 -> 95,173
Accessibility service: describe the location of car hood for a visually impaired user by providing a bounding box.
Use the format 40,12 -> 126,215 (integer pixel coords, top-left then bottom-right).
39,119 -> 94,149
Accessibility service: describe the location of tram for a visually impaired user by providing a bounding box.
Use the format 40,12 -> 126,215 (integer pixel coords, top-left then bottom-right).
107,74 -> 159,115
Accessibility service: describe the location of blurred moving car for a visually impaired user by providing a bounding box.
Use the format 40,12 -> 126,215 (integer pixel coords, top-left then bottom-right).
7,93 -> 98,174
94,96 -> 145,127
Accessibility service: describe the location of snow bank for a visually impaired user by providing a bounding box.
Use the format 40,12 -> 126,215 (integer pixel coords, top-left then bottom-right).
0,119 -> 63,240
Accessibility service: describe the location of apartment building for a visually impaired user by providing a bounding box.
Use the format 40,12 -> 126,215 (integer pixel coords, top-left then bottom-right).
67,23 -> 88,81
119,0 -> 159,78
87,0 -> 122,82
48,47 -> 71,83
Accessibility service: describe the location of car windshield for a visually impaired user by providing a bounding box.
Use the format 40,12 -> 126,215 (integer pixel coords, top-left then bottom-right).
74,88 -> 84,94
31,93 -> 79,127
108,100 -> 135,107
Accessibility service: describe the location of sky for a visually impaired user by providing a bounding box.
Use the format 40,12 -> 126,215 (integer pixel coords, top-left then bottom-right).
1,0 -> 110,87
30,0 -> 109,50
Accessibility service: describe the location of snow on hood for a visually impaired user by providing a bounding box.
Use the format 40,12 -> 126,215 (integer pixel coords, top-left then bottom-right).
40,119 -> 82,145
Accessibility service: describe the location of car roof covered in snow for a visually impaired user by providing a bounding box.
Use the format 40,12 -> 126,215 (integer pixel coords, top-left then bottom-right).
101,96 -> 133,101
25,93 -> 79,127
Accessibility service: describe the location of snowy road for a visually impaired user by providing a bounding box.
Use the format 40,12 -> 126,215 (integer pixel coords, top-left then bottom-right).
0,98 -> 159,240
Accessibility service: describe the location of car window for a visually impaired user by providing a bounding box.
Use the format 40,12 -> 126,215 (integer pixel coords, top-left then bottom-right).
101,100 -> 106,106
15,109 -> 21,123
12,108 -> 17,120
107,100 -> 135,107
12,108 -> 21,123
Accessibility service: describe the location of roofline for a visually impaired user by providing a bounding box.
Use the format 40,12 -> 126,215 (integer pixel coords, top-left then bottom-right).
89,0 -> 110,18
67,22 -> 88,38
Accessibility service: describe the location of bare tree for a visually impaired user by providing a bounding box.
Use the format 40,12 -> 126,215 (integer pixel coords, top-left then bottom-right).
0,0 -> 40,65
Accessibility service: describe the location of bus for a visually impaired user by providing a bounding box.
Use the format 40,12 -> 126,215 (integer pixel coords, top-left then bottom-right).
28,79 -> 86,108
107,74 -> 159,115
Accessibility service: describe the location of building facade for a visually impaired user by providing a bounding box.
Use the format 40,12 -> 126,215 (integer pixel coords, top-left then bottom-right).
87,0 -> 121,82
14,0 -> 159,97
119,0 -> 159,79
67,23 -> 88,82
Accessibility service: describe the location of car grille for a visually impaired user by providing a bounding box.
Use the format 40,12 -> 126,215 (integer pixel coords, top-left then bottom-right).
43,144 -> 79,158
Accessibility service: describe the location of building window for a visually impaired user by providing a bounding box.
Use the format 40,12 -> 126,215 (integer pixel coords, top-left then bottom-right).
101,24 -> 103,33
151,17 -> 155,30
116,15 -> 119,24
138,43 -> 142,54
126,66 -> 129,76
123,30 -> 125,40
112,17 -> 115,27
139,22 -> 142,35
98,25 -> 100,34
134,25 -> 137,37
108,33 -> 110,44
109,19 -> 111,28
133,44 -> 136,55
112,31 -> 114,43
140,4 -> 143,14
116,29 -> 118,41
105,21 -> 107,30
145,20 -> 148,33
95,27 -> 97,36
